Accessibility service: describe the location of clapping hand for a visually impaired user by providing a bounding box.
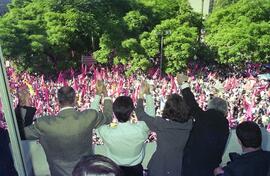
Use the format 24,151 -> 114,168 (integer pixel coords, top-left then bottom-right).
18,88 -> 31,106
139,81 -> 150,99
96,80 -> 107,96
176,73 -> 188,85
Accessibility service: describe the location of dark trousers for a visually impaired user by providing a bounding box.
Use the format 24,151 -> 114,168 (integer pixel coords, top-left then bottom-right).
120,163 -> 143,176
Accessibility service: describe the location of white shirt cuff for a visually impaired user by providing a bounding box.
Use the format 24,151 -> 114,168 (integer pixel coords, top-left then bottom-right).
104,97 -> 111,100
181,83 -> 189,90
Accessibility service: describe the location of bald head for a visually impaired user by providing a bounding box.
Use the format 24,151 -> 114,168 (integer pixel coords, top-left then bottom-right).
57,86 -> 76,107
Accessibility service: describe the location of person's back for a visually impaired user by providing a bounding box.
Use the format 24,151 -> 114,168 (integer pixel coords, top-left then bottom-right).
97,96 -> 149,176
183,109 -> 229,175
178,74 -> 229,176
98,121 -> 148,166
136,84 -> 192,176
214,121 -> 270,176
221,150 -> 270,176
29,109 -> 99,174
24,85 -> 112,176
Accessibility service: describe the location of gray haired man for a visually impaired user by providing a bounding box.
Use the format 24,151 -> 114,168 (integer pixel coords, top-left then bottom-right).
177,74 -> 230,176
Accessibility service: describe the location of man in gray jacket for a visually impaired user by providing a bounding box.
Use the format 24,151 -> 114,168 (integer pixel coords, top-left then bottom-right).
24,82 -> 112,176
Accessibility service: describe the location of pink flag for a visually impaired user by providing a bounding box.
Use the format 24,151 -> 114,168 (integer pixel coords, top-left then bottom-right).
100,68 -> 105,80
195,82 -> 201,93
81,64 -> 87,76
153,68 -> 160,79
72,77 -> 79,91
170,75 -> 177,94
131,84 -> 140,102
70,68 -> 75,78
207,72 -> 216,80
161,79 -> 167,96
57,72 -> 64,84
117,79 -> 124,95
94,68 -> 102,80
242,97 -> 253,121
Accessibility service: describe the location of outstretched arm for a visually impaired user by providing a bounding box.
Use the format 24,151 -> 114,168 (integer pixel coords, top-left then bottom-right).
90,95 -> 101,111
135,81 -> 159,131
135,98 -> 158,131
93,81 -> 113,128
177,73 -> 203,119
145,94 -> 155,117
181,84 -> 202,113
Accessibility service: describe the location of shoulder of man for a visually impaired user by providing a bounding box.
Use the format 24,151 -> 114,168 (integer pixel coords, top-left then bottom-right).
79,109 -> 99,118
33,115 -> 58,126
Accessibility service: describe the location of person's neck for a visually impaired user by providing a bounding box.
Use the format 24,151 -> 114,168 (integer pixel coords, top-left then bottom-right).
242,146 -> 261,154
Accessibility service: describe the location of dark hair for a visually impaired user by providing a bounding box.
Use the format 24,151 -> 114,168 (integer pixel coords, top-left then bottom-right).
57,86 -> 76,106
236,121 -> 262,148
113,96 -> 134,122
162,94 -> 190,123
72,155 -> 122,176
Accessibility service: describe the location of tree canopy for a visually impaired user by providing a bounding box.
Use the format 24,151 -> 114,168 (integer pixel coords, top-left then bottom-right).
0,0 -> 269,75
205,0 -> 270,64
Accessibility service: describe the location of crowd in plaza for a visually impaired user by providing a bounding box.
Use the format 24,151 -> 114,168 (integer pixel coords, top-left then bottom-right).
0,62 -> 270,176
1,62 -> 269,130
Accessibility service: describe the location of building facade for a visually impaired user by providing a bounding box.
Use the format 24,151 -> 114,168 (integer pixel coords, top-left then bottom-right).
188,0 -> 215,15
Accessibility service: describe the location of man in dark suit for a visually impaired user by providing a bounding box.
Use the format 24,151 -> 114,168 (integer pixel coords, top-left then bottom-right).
214,121 -> 270,176
177,74 -> 230,176
24,82 -> 113,176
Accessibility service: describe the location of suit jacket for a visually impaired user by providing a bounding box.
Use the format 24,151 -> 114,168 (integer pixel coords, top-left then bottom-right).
135,97 -> 192,176
24,96 -> 113,176
218,150 -> 270,176
181,87 -> 229,176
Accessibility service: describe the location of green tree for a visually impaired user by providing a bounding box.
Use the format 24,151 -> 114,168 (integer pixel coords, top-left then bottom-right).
205,0 -> 270,64
139,0 -> 201,74
123,11 -> 148,32
0,0 -> 202,75
0,0 -> 133,73
213,0 -> 239,9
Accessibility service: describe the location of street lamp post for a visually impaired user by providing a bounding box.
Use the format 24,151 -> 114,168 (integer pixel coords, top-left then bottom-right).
160,34 -> 164,77
201,0 -> 205,15
158,30 -> 171,77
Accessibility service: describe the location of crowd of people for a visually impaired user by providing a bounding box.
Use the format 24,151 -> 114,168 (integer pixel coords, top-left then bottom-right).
1,62 -> 269,130
0,62 -> 269,176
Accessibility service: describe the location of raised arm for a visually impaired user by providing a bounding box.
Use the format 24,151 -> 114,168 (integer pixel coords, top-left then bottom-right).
177,73 -> 203,118
145,94 -> 155,117
135,98 -> 158,131
135,81 -> 159,131
93,81 -> 113,128
90,95 -> 101,111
